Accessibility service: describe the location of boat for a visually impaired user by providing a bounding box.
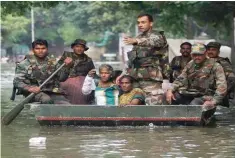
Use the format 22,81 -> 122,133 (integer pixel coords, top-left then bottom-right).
25,104 -> 216,126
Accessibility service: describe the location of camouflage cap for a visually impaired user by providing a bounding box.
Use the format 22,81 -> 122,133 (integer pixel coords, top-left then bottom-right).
191,43 -> 206,55
206,42 -> 221,49
71,39 -> 89,51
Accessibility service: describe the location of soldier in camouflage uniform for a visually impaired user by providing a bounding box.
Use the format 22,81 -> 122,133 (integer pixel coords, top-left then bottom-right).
170,42 -> 192,82
13,39 -> 72,104
206,42 -> 235,107
165,43 -> 227,109
123,13 -> 169,105
57,39 -> 95,104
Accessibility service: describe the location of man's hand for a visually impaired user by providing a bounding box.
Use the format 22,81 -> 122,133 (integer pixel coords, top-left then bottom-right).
27,86 -> 41,94
88,69 -> 96,78
123,37 -> 138,45
202,100 -> 216,110
166,90 -> 176,104
115,75 -> 123,85
64,57 -> 73,66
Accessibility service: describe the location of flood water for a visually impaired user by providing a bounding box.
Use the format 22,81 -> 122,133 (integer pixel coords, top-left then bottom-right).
1,63 -> 235,158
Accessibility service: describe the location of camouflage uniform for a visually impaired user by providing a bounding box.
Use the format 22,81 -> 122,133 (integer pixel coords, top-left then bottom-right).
57,51 -> 95,79
57,51 -> 95,104
126,30 -> 169,105
13,54 -> 70,104
168,58 -> 227,106
214,57 -> 235,99
170,56 -> 191,82
206,42 -> 235,101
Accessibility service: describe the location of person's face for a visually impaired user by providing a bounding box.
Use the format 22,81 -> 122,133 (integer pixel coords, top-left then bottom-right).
33,44 -> 48,58
191,53 -> 206,64
137,16 -> 153,33
73,44 -> 85,55
206,47 -> 219,58
100,68 -> 112,82
120,78 -> 133,93
180,44 -> 191,57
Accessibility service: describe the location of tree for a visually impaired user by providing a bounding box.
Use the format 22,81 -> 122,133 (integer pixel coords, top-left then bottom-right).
1,1 -> 60,16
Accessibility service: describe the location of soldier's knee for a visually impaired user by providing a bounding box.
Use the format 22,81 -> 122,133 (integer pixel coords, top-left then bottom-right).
190,98 -> 204,105
41,95 -> 54,104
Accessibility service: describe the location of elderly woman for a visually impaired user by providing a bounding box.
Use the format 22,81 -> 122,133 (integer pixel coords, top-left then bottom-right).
58,39 -> 95,104
82,64 -> 119,106
119,75 -> 145,106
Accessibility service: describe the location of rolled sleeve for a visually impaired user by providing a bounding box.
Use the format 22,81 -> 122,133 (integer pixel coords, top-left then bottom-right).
212,64 -> 227,104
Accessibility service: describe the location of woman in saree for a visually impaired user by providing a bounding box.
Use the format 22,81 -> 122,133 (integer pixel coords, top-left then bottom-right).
119,75 -> 145,106
82,64 -> 119,106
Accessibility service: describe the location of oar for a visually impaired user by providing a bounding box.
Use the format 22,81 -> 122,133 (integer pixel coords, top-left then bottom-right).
2,63 -> 66,125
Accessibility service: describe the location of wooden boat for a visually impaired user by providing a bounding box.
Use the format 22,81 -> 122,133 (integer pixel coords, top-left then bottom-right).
25,104 -> 215,126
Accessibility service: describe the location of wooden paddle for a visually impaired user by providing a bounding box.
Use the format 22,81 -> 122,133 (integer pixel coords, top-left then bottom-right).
2,63 -> 66,125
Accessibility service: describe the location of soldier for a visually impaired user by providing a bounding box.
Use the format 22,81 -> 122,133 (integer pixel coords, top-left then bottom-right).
206,42 -> 235,107
122,13 -> 169,105
13,39 -> 72,104
165,43 -> 227,109
58,39 -> 95,104
170,42 -> 192,82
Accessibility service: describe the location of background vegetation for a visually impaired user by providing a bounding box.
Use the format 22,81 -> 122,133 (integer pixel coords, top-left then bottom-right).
1,1 -> 235,56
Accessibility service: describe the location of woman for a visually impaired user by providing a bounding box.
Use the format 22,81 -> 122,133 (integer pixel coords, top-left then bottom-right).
119,75 -> 145,106
82,64 -> 119,106
58,39 -> 95,104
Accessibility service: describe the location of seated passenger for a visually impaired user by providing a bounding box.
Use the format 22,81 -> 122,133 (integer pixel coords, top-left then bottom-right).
165,44 -> 227,109
119,75 -> 145,106
82,64 -> 119,106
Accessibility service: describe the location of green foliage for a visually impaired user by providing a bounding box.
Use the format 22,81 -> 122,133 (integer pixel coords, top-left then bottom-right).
1,14 -> 30,46
1,1 -> 235,50
57,22 -> 82,45
1,1 -> 59,17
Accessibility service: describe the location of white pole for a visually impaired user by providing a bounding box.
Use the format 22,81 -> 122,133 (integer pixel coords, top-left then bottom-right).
135,24 -> 138,36
31,7 -> 35,42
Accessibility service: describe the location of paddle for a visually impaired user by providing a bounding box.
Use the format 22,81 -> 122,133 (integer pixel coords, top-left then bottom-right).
2,63 -> 66,125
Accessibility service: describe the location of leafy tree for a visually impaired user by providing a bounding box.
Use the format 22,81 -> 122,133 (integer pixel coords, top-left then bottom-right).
1,14 -> 30,47
1,1 -> 59,16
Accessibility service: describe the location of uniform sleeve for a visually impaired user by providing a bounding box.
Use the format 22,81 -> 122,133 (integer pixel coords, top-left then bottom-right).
171,63 -> 190,92
88,59 -> 95,71
135,33 -> 166,48
55,52 -> 71,82
13,60 -> 31,91
220,60 -> 235,92
169,57 -> 176,82
82,75 -> 96,95
212,63 -> 227,104
170,57 -> 176,68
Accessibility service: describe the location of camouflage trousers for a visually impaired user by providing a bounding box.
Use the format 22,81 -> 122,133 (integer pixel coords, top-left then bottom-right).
31,92 -> 70,104
163,92 -> 212,106
137,80 -> 164,105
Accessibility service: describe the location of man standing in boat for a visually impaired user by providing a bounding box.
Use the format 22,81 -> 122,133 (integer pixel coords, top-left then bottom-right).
206,42 -> 235,107
13,39 -> 72,104
170,42 -> 192,82
165,43 -> 227,109
122,13 -> 170,105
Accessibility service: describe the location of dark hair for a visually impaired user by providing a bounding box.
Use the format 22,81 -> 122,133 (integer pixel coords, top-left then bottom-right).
180,42 -> 192,48
32,39 -> 48,49
137,13 -> 153,22
112,70 -> 123,81
119,75 -> 136,84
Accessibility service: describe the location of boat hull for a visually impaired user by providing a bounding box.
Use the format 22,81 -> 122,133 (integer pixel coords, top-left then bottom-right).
25,104 -> 214,126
